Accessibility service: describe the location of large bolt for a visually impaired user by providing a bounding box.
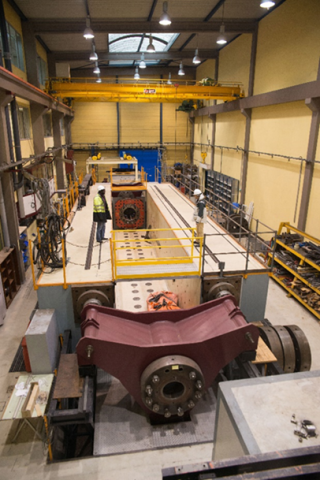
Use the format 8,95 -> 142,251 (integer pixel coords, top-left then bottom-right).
152,375 -> 160,384
189,371 -> 197,380
164,409 -> 171,418
177,407 -> 184,417
245,332 -> 255,344
145,385 -> 153,396
86,345 -> 94,359
196,380 -> 203,390
153,404 -> 160,412
145,397 -> 153,406
187,400 -> 195,409
195,390 -> 202,399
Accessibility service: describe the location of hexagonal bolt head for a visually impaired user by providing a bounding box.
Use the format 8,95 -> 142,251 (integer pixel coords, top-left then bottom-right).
177,407 -> 184,417
152,375 -> 160,384
196,380 -> 203,390
86,345 -> 94,359
152,403 -> 160,412
145,397 -> 153,406
189,371 -> 197,380
187,400 -> 195,409
145,385 -> 153,396
195,390 -> 202,399
164,409 -> 171,418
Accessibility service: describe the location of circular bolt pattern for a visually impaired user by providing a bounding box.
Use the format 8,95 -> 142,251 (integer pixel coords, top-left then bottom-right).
141,355 -> 205,417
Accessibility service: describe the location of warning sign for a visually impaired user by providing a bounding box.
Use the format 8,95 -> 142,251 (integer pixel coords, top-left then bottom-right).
143,89 -> 156,94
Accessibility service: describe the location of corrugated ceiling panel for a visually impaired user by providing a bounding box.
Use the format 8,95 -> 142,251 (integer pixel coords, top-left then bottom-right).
14,0 -> 86,18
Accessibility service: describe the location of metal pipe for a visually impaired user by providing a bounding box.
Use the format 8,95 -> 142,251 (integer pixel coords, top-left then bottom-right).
0,177 -> 10,247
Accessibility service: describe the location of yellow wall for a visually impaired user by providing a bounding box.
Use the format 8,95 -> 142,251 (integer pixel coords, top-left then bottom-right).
196,60 -> 216,82
254,0 -> 320,95
218,34 -> 252,97
71,102 -> 118,144
3,0 -> 27,81
120,103 -> 160,143
246,102 -> 312,231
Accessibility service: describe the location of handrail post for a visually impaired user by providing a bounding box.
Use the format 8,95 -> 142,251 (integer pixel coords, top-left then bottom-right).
62,235 -> 67,289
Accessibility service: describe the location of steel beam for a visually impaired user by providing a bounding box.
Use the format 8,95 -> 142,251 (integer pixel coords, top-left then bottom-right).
31,19 -> 257,35
0,66 -> 73,116
53,50 -> 219,62
191,80 -> 320,117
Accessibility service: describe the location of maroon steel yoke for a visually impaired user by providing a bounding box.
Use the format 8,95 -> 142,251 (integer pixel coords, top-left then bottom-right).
76,295 -> 259,417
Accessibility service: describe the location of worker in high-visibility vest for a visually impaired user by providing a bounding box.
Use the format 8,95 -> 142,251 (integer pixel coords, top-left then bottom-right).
193,188 -> 207,245
93,185 -> 111,243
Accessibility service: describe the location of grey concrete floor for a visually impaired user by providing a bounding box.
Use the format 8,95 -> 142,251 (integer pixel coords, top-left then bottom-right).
0,270 -> 320,479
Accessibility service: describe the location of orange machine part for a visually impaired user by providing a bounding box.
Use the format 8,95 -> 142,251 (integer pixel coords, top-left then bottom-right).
147,291 -> 180,311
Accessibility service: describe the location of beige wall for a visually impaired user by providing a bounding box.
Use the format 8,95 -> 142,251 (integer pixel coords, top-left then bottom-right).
192,0 -> 320,239
254,0 -> 320,95
72,102 -> 118,144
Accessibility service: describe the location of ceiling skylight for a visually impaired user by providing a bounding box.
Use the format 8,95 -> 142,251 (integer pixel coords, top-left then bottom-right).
108,33 -> 179,66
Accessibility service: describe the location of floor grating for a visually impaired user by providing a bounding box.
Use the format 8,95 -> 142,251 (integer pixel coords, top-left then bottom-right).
8,340 -> 26,373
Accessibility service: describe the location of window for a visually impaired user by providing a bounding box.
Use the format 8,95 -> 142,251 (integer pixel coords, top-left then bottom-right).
17,106 -> 31,139
7,22 -> 25,71
37,56 -> 48,86
43,112 -> 52,137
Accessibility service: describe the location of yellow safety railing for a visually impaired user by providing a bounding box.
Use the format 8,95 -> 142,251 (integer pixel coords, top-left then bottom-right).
111,227 -> 203,280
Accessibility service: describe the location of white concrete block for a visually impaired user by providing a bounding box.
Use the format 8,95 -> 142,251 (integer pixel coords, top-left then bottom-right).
25,309 -> 59,374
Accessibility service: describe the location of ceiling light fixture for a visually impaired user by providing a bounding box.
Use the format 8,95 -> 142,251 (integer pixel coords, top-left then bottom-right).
83,16 -> 94,39
147,34 -> 156,52
96,76 -> 102,83
93,62 -> 100,74
216,24 -> 227,45
193,48 -> 201,64
260,0 -> 275,8
159,1 -> 171,26
90,44 -> 98,61
178,62 -> 185,76
134,67 -> 140,80
167,72 -> 172,85
193,34 -> 201,64
140,53 -> 146,69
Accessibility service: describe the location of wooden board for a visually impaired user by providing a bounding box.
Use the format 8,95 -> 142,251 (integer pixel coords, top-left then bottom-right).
53,354 -> 83,399
21,382 -> 39,418
252,337 -> 277,364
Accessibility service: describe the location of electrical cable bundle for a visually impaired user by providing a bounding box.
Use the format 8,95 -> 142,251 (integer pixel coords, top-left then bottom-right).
33,214 -> 70,270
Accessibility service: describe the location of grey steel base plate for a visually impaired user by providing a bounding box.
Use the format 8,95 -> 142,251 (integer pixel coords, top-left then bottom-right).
94,369 -> 217,456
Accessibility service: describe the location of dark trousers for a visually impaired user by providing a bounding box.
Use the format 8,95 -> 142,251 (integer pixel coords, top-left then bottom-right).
96,222 -> 106,242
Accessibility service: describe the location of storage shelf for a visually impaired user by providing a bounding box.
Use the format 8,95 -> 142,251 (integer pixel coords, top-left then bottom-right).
269,222 -> 320,320
0,248 -> 21,308
205,170 -> 239,215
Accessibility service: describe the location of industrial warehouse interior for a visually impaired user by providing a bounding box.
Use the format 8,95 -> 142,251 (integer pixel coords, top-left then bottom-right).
0,0 -> 320,479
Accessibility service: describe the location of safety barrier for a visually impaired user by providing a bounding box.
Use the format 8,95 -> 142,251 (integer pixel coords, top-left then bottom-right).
111,227 -> 203,280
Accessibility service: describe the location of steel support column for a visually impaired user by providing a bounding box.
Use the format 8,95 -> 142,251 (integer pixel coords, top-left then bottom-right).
189,116 -> 195,164
297,96 -> 320,231
30,103 -> 46,157
0,92 -> 25,280
64,116 -> 73,146
52,110 -> 65,189
239,26 -> 257,205
209,113 -> 216,170
21,21 -> 40,88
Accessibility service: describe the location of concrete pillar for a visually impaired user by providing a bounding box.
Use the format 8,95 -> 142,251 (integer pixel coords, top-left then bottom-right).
64,115 -> 73,146
0,92 -> 25,281
21,21 -> 40,88
52,110 -> 65,189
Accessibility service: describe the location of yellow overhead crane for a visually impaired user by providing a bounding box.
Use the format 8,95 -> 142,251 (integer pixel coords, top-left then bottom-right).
46,78 -> 244,104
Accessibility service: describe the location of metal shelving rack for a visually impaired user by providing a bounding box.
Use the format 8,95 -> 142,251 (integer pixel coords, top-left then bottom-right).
205,170 -> 239,214
268,222 -> 320,320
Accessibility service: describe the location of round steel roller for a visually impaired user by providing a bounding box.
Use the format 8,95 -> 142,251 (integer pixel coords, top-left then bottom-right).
284,325 -> 312,372
207,282 -> 236,301
258,326 -> 284,369
76,289 -> 110,317
272,325 -> 296,373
